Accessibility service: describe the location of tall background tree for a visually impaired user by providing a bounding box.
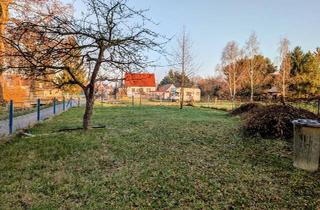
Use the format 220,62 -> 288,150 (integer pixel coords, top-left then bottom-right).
159,69 -> 193,87
236,55 -> 277,97
278,38 -> 291,101
2,0 -> 165,129
290,46 -> 320,97
221,41 -> 242,101
193,76 -> 228,99
245,32 -> 259,102
170,28 -> 196,109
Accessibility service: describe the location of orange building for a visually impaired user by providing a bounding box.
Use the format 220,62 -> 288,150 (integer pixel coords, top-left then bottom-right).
0,73 -> 63,107
0,74 -> 30,106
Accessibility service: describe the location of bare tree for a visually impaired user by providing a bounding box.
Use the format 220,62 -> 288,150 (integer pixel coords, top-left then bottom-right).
171,27 -> 196,109
279,38 -> 291,101
245,32 -> 259,102
221,41 -> 241,101
1,0 -> 165,129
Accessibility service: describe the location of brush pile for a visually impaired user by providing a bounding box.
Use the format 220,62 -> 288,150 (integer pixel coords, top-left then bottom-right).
241,105 -> 317,140
230,103 -> 263,116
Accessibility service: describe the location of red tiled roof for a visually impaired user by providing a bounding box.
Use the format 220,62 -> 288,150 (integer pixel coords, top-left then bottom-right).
125,73 -> 156,87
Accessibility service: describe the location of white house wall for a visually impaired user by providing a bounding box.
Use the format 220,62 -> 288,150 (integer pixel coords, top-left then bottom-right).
127,87 -> 156,97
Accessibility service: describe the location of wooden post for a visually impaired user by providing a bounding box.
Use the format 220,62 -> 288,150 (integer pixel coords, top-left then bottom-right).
139,94 -> 142,106
132,95 -> 134,106
63,97 -> 66,111
9,100 -> 13,134
37,99 -> 40,121
317,99 -> 320,119
78,97 -> 80,107
53,98 -> 56,115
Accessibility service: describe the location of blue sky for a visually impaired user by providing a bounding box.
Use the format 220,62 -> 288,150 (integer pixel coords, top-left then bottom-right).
63,0 -> 320,81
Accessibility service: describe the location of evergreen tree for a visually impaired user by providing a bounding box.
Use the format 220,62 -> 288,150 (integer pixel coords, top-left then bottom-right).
159,70 -> 194,87
290,47 -> 320,96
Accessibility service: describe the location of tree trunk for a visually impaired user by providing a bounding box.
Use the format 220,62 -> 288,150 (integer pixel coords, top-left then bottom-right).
180,86 -> 184,109
233,69 -> 236,102
83,86 -> 95,130
180,65 -> 185,109
180,69 -> 185,109
0,80 -> 3,103
250,61 -> 254,102
250,74 -> 254,102
282,68 -> 286,102
228,71 -> 233,100
180,32 -> 186,110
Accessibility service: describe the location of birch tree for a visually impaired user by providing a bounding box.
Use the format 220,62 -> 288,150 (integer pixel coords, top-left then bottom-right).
245,32 -> 259,102
221,41 -> 241,101
279,38 -> 291,101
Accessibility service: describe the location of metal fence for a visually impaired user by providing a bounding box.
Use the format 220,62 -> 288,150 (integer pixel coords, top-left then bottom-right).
0,97 -> 81,137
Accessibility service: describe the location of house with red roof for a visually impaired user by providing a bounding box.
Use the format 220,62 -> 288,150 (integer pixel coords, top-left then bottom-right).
124,73 -> 156,97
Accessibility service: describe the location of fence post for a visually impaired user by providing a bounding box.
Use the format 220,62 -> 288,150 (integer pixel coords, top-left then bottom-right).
66,98 -> 70,108
37,99 -> 41,121
78,97 -> 80,107
318,99 -> 320,119
139,94 -> 142,106
53,98 -> 56,115
9,100 -> 13,134
63,97 -> 66,111
132,95 -> 134,106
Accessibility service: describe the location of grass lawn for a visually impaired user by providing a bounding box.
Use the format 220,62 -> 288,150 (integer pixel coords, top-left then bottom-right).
0,106 -> 319,209
195,101 -> 240,111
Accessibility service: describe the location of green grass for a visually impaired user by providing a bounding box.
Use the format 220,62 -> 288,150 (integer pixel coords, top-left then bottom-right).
0,106 -> 319,209
195,101 -> 242,111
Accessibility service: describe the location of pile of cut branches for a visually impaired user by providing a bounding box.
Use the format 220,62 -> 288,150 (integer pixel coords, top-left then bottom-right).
230,103 -> 263,116
242,105 -> 317,140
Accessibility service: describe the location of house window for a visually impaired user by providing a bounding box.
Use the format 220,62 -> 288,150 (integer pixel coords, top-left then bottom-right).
132,88 -> 135,93
146,88 -> 151,92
